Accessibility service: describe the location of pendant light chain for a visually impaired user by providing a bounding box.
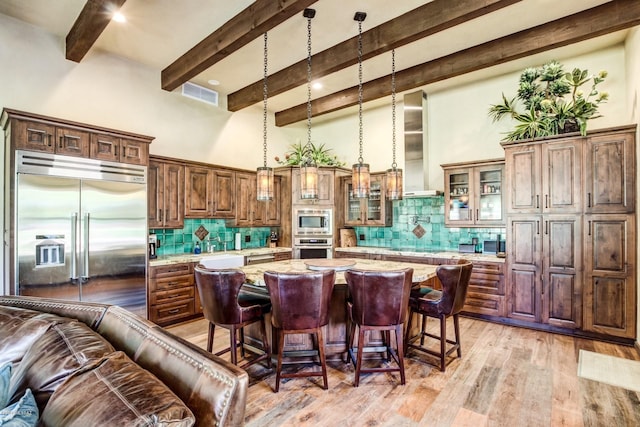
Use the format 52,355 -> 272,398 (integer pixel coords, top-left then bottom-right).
262,32 -> 268,168
357,19 -> 364,164
306,15 -> 312,152
391,48 -> 397,169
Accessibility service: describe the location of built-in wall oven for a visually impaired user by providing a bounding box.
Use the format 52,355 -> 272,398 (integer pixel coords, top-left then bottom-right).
294,208 -> 332,235
293,237 -> 333,259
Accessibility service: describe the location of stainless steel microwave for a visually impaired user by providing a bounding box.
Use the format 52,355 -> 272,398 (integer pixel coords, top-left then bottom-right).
294,208 -> 332,235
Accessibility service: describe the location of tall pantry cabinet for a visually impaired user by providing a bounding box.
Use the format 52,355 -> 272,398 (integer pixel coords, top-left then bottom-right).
503,125 -> 636,340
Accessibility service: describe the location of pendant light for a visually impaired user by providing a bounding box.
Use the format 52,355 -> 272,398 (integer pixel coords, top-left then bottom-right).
351,12 -> 370,199
299,8 -> 319,199
386,49 -> 403,200
256,32 -> 274,201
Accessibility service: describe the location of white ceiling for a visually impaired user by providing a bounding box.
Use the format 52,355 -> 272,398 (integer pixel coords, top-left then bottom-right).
0,0 -> 627,119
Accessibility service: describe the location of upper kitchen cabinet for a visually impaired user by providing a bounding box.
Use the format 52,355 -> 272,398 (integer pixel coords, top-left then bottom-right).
184,165 -> 213,218
233,171 -> 281,227
584,129 -> 635,214
292,167 -> 335,205
148,158 -> 184,229
90,133 -> 149,165
342,173 -> 392,226
442,159 -> 505,227
504,139 -> 582,214
1,109 -> 153,164
212,169 -> 236,218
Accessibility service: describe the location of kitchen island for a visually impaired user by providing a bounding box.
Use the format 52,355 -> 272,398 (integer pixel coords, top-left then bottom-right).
238,258 -> 437,361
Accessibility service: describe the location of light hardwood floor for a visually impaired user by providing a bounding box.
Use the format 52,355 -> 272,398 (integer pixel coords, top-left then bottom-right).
167,317 -> 640,427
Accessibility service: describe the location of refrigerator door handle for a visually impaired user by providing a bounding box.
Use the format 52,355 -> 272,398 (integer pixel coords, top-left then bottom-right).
71,213 -> 78,280
82,213 -> 90,280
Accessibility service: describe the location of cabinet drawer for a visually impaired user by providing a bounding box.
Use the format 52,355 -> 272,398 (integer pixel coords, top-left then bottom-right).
150,300 -> 195,325
154,274 -> 194,292
463,292 -> 504,317
150,263 -> 193,279
150,286 -> 194,306
274,251 -> 292,261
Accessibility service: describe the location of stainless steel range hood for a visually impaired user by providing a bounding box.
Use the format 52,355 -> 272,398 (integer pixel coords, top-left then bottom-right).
403,90 -> 441,197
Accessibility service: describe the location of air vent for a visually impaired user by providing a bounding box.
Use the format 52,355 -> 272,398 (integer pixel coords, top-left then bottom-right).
181,82 -> 218,106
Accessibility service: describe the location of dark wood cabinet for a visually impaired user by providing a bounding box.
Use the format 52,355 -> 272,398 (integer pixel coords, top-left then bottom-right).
583,214 -> 636,338
90,133 -> 148,165
212,169 -> 236,218
505,139 -> 581,214
291,168 -> 335,205
13,118 -> 90,158
2,110 -> 152,164
503,126 -> 636,340
148,159 -> 184,229
148,263 -> 196,326
442,159 -> 505,227
342,173 -> 392,226
584,131 -> 635,213
234,171 -> 281,227
185,165 -> 213,218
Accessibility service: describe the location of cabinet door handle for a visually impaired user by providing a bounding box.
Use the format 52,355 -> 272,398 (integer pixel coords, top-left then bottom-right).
545,220 -> 548,235
536,220 -> 540,235
59,136 -> 63,148
588,220 -> 592,236
48,133 -> 53,147
475,209 -> 478,222
536,195 -> 540,209
115,145 -> 119,157
158,209 -> 163,222
587,192 -> 592,208
545,194 -> 549,209
168,309 -> 180,314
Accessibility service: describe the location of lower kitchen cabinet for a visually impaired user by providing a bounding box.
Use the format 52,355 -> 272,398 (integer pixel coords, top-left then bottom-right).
148,263 -> 196,326
463,261 -> 506,317
583,214 -> 636,339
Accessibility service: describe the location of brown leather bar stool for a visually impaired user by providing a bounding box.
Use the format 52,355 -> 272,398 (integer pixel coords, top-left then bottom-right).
404,261 -> 473,372
263,270 -> 335,392
194,265 -> 272,370
344,268 -> 413,387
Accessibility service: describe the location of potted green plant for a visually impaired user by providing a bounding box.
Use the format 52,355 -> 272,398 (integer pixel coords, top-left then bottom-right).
275,142 -> 345,166
488,60 -> 608,141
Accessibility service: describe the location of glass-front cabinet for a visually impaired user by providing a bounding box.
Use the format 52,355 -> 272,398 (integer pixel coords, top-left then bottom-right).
443,159 -> 505,227
343,173 -> 392,226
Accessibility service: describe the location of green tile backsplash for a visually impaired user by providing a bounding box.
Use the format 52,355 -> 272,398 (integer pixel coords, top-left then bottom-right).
354,195 -> 505,252
151,196 -> 505,256
151,219 -> 272,256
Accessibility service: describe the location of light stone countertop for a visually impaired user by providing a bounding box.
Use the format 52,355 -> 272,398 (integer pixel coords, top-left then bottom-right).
240,258 -> 437,288
149,247 -> 292,267
334,246 -> 505,263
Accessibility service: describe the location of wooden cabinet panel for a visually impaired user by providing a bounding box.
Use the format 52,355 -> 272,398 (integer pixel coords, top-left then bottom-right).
212,169 -> 235,217
54,127 -> 90,157
148,159 -> 184,228
543,216 -> 581,329
292,168 -> 335,205
541,140 -> 582,213
264,175 -> 281,226
13,119 -> 55,152
507,217 -> 541,322
91,134 -> 149,165
185,166 -> 213,218
234,172 -> 255,226
583,214 -> 636,338
505,145 -> 540,213
584,132 -> 635,213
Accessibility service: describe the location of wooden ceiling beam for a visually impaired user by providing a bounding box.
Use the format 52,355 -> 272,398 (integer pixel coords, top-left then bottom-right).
275,0 -> 640,127
161,0 -> 318,92
66,0 -> 127,62
228,0 -> 520,112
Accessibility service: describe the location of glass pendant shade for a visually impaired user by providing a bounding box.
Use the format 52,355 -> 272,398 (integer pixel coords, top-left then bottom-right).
256,166 -> 274,201
300,164 -> 319,199
351,162 -> 370,198
386,167 -> 403,200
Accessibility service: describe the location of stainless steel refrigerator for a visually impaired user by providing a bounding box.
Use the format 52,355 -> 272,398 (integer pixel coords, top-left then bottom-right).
14,150 -> 147,317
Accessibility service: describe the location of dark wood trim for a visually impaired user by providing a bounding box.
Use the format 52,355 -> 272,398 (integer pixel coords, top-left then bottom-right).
275,0 -> 640,126
228,0 -> 520,111
66,0 -> 127,62
161,0 -> 318,92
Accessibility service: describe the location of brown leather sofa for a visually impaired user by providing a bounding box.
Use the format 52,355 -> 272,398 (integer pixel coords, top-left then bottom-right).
0,295 -> 248,426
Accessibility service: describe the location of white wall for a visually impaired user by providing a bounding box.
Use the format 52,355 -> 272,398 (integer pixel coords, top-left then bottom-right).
625,27 -> 640,344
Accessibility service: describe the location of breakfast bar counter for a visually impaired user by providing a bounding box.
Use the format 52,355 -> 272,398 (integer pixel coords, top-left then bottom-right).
237,258 -> 438,361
